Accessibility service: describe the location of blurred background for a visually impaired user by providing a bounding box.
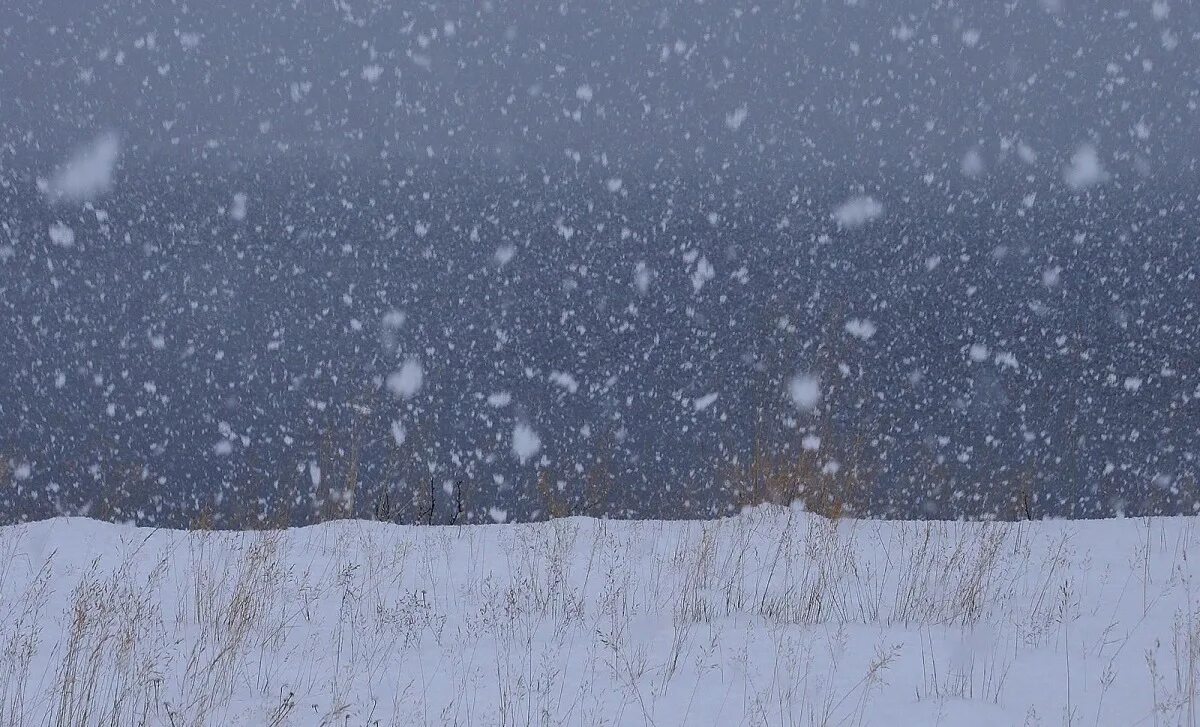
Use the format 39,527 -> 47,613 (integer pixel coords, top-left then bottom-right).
1,0 -> 1197,525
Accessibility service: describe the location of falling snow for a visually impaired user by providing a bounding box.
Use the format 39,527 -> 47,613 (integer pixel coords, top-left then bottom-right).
0,0 -> 1195,531
832,196 -> 884,229
788,375 -> 821,412
40,131 -> 121,203
386,359 -> 424,399
512,424 -> 542,464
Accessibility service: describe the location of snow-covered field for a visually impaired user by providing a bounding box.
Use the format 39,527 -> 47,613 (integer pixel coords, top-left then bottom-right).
0,509 -> 1197,726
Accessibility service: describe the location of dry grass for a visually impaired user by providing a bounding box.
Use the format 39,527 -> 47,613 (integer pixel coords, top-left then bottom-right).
728,432 -> 874,520
0,511 -> 1195,725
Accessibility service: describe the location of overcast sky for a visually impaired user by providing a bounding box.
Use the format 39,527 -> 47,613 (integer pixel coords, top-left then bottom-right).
2,0 -> 1197,180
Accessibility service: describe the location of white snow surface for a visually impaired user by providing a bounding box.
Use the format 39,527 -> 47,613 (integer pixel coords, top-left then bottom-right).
1,510 -> 1197,725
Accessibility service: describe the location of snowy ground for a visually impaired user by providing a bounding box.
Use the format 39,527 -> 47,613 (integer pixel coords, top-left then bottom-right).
0,508 -> 1197,726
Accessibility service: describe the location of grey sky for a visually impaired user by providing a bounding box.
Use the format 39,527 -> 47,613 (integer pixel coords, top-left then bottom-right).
2,0 -> 1197,179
